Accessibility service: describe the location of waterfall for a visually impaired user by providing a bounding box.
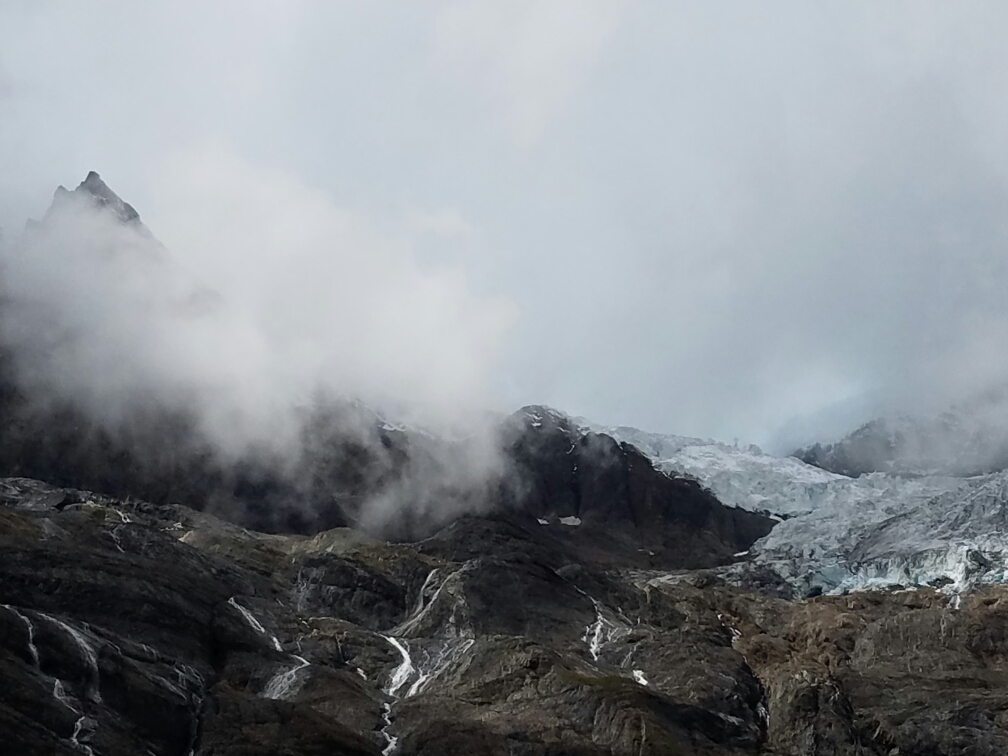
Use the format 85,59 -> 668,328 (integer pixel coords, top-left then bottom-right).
2,604 -> 39,667
263,655 -> 310,700
228,597 -> 283,652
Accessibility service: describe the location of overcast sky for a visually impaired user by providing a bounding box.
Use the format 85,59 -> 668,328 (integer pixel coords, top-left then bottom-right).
2,1 -> 1008,449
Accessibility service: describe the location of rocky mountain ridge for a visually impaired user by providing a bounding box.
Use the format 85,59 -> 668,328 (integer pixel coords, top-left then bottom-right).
3,174 -> 1008,754
4,475 -> 1008,755
795,410 -> 1008,479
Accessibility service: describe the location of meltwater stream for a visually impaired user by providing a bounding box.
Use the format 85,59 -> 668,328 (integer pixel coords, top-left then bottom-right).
228,597 -> 284,653
263,655 -> 311,701
379,702 -> 398,756
2,604 -> 40,667
226,596 -> 312,701
378,564 -> 481,754
580,594 -> 630,662
380,635 -> 412,754
51,670 -> 92,754
383,636 -> 414,698
70,716 -> 94,756
38,613 -> 102,704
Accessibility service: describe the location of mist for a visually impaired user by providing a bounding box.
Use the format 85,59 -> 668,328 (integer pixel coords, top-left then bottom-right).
2,151 -> 513,442
0,156 -> 514,534
2,1 -> 1008,452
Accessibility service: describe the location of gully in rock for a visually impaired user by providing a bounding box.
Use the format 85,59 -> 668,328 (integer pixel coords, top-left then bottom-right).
393,561 -> 478,638
38,614 -> 102,703
70,715 -> 93,756
386,563 -> 478,698
413,568 -> 441,615
404,636 -> 476,698
379,702 -> 398,756
2,603 -> 40,667
263,655 -> 311,700
228,596 -> 284,652
383,636 -> 414,698
581,596 -> 629,663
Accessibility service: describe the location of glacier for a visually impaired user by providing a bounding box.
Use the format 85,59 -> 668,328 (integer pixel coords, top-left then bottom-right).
586,420 -> 1008,596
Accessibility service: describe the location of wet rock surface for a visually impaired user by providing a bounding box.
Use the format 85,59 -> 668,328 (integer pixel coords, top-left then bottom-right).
1,477 -> 1007,755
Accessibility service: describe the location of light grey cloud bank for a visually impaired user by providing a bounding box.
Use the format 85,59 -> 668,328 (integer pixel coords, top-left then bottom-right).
1,156 -> 514,460
2,1 -> 1007,449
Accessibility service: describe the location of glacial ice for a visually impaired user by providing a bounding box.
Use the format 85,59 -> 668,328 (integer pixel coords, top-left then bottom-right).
594,422 -> 1008,595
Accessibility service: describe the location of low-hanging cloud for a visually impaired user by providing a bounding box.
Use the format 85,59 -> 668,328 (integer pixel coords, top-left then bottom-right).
3,2 -> 1008,455
0,145 -> 516,493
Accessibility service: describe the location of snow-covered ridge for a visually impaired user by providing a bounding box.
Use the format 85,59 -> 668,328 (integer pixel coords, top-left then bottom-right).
796,407 -> 1008,478
581,419 -> 1008,596
588,422 -> 850,517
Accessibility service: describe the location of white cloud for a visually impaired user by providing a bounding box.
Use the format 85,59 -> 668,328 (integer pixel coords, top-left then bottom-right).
432,0 -> 628,146
404,208 -> 475,242
152,143 -> 518,429
3,1 -> 1008,449
2,142 -> 517,454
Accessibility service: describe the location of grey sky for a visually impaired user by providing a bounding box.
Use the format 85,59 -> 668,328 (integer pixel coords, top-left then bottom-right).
2,1 -> 1007,449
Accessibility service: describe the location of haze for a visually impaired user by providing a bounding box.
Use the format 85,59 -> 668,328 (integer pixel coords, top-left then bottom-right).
2,1 -> 1007,450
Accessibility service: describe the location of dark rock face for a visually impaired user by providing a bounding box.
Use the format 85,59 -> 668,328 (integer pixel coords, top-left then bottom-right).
794,419 -> 901,478
0,351 -> 773,565
0,480 -> 381,755
2,478 -> 1008,755
500,407 -> 774,568
5,172 -> 1007,754
0,174 -> 772,559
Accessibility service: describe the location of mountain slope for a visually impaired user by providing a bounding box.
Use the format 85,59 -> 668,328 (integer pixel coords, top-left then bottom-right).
4,477 -> 1008,755
5,173 -> 1008,754
0,176 -> 775,565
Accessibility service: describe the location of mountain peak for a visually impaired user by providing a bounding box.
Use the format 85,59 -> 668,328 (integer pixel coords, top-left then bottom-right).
73,171 -> 141,224
41,171 -> 142,228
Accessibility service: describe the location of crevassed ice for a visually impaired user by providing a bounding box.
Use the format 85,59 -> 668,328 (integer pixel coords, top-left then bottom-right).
597,423 -> 1008,594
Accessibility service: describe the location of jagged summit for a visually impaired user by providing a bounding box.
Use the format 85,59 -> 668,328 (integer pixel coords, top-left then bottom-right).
47,170 -> 141,226
794,411 -> 1008,478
